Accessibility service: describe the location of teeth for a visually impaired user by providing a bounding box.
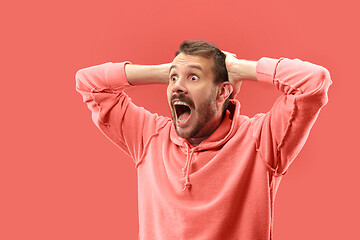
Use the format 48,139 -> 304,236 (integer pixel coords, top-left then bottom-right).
173,101 -> 189,107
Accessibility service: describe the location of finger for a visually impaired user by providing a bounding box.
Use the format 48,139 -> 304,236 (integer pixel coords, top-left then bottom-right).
222,50 -> 237,58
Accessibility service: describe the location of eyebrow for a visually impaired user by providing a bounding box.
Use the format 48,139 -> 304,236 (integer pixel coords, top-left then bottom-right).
169,64 -> 204,74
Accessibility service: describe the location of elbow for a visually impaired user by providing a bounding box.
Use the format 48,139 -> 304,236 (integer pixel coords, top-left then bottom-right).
316,66 -> 332,95
316,66 -> 332,86
75,68 -> 90,92
309,66 -> 332,107
75,69 -> 84,87
306,63 -> 332,92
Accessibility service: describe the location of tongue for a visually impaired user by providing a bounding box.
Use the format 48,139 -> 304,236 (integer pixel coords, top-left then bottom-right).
179,111 -> 190,122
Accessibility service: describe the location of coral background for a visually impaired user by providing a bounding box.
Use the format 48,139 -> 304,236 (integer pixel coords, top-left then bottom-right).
1,0 -> 359,239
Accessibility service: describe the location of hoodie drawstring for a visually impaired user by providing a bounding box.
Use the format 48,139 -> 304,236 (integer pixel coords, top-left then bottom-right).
182,144 -> 195,191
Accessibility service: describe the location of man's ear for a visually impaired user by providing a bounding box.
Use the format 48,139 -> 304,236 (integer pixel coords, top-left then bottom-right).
217,82 -> 233,103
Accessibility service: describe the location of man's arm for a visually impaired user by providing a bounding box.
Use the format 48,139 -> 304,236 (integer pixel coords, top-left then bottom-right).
124,63 -> 170,85
75,62 -> 170,165
225,54 -> 332,175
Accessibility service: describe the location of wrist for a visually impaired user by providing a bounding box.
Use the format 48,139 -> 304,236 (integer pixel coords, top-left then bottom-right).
155,63 -> 171,84
231,59 -> 258,81
125,63 -> 170,85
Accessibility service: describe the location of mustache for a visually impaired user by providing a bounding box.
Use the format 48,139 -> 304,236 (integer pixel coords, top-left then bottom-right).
171,93 -> 194,109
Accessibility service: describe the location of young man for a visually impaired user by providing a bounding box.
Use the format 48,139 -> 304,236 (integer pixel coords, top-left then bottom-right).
75,40 -> 331,239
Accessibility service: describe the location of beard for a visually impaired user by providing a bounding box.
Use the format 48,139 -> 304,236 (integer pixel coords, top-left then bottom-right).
171,87 -> 218,139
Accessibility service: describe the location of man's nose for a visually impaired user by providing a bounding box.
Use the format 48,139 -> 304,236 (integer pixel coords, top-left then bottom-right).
172,77 -> 188,93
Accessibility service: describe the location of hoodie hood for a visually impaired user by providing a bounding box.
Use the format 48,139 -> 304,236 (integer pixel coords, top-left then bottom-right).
169,99 -> 242,191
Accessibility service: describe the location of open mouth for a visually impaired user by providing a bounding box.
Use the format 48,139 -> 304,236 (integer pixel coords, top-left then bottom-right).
173,101 -> 192,125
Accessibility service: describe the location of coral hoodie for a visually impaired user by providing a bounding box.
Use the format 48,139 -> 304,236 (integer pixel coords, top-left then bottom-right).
75,57 -> 332,240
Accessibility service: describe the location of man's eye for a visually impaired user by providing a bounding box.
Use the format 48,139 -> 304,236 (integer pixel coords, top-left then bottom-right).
190,75 -> 199,81
171,75 -> 178,81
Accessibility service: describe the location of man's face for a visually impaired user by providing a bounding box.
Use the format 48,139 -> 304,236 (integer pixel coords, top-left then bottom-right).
167,53 -> 222,140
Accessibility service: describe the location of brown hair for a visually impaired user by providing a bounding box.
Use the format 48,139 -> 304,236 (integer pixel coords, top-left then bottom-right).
175,40 -> 230,114
175,40 -> 229,84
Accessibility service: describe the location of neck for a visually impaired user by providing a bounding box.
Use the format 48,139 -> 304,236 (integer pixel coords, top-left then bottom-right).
187,111 -> 225,146
188,136 -> 208,146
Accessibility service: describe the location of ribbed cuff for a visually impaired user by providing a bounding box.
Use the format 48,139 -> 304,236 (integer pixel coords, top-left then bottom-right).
104,61 -> 132,89
256,57 -> 279,85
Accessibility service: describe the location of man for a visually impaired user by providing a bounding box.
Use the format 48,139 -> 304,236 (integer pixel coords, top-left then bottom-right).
75,40 -> 331,239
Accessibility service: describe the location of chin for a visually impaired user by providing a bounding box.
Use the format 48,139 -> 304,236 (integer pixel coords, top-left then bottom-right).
175,126 -> 192,139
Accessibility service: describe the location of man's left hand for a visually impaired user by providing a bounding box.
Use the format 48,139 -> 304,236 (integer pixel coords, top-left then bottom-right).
222,51 -> 258,99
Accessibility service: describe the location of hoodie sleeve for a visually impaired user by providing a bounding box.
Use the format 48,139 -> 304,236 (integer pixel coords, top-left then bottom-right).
250,57 -> 332,176
75,62 -> 168,166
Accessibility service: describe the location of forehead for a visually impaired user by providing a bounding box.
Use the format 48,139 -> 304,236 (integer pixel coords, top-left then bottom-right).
171,53 -> 214,73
